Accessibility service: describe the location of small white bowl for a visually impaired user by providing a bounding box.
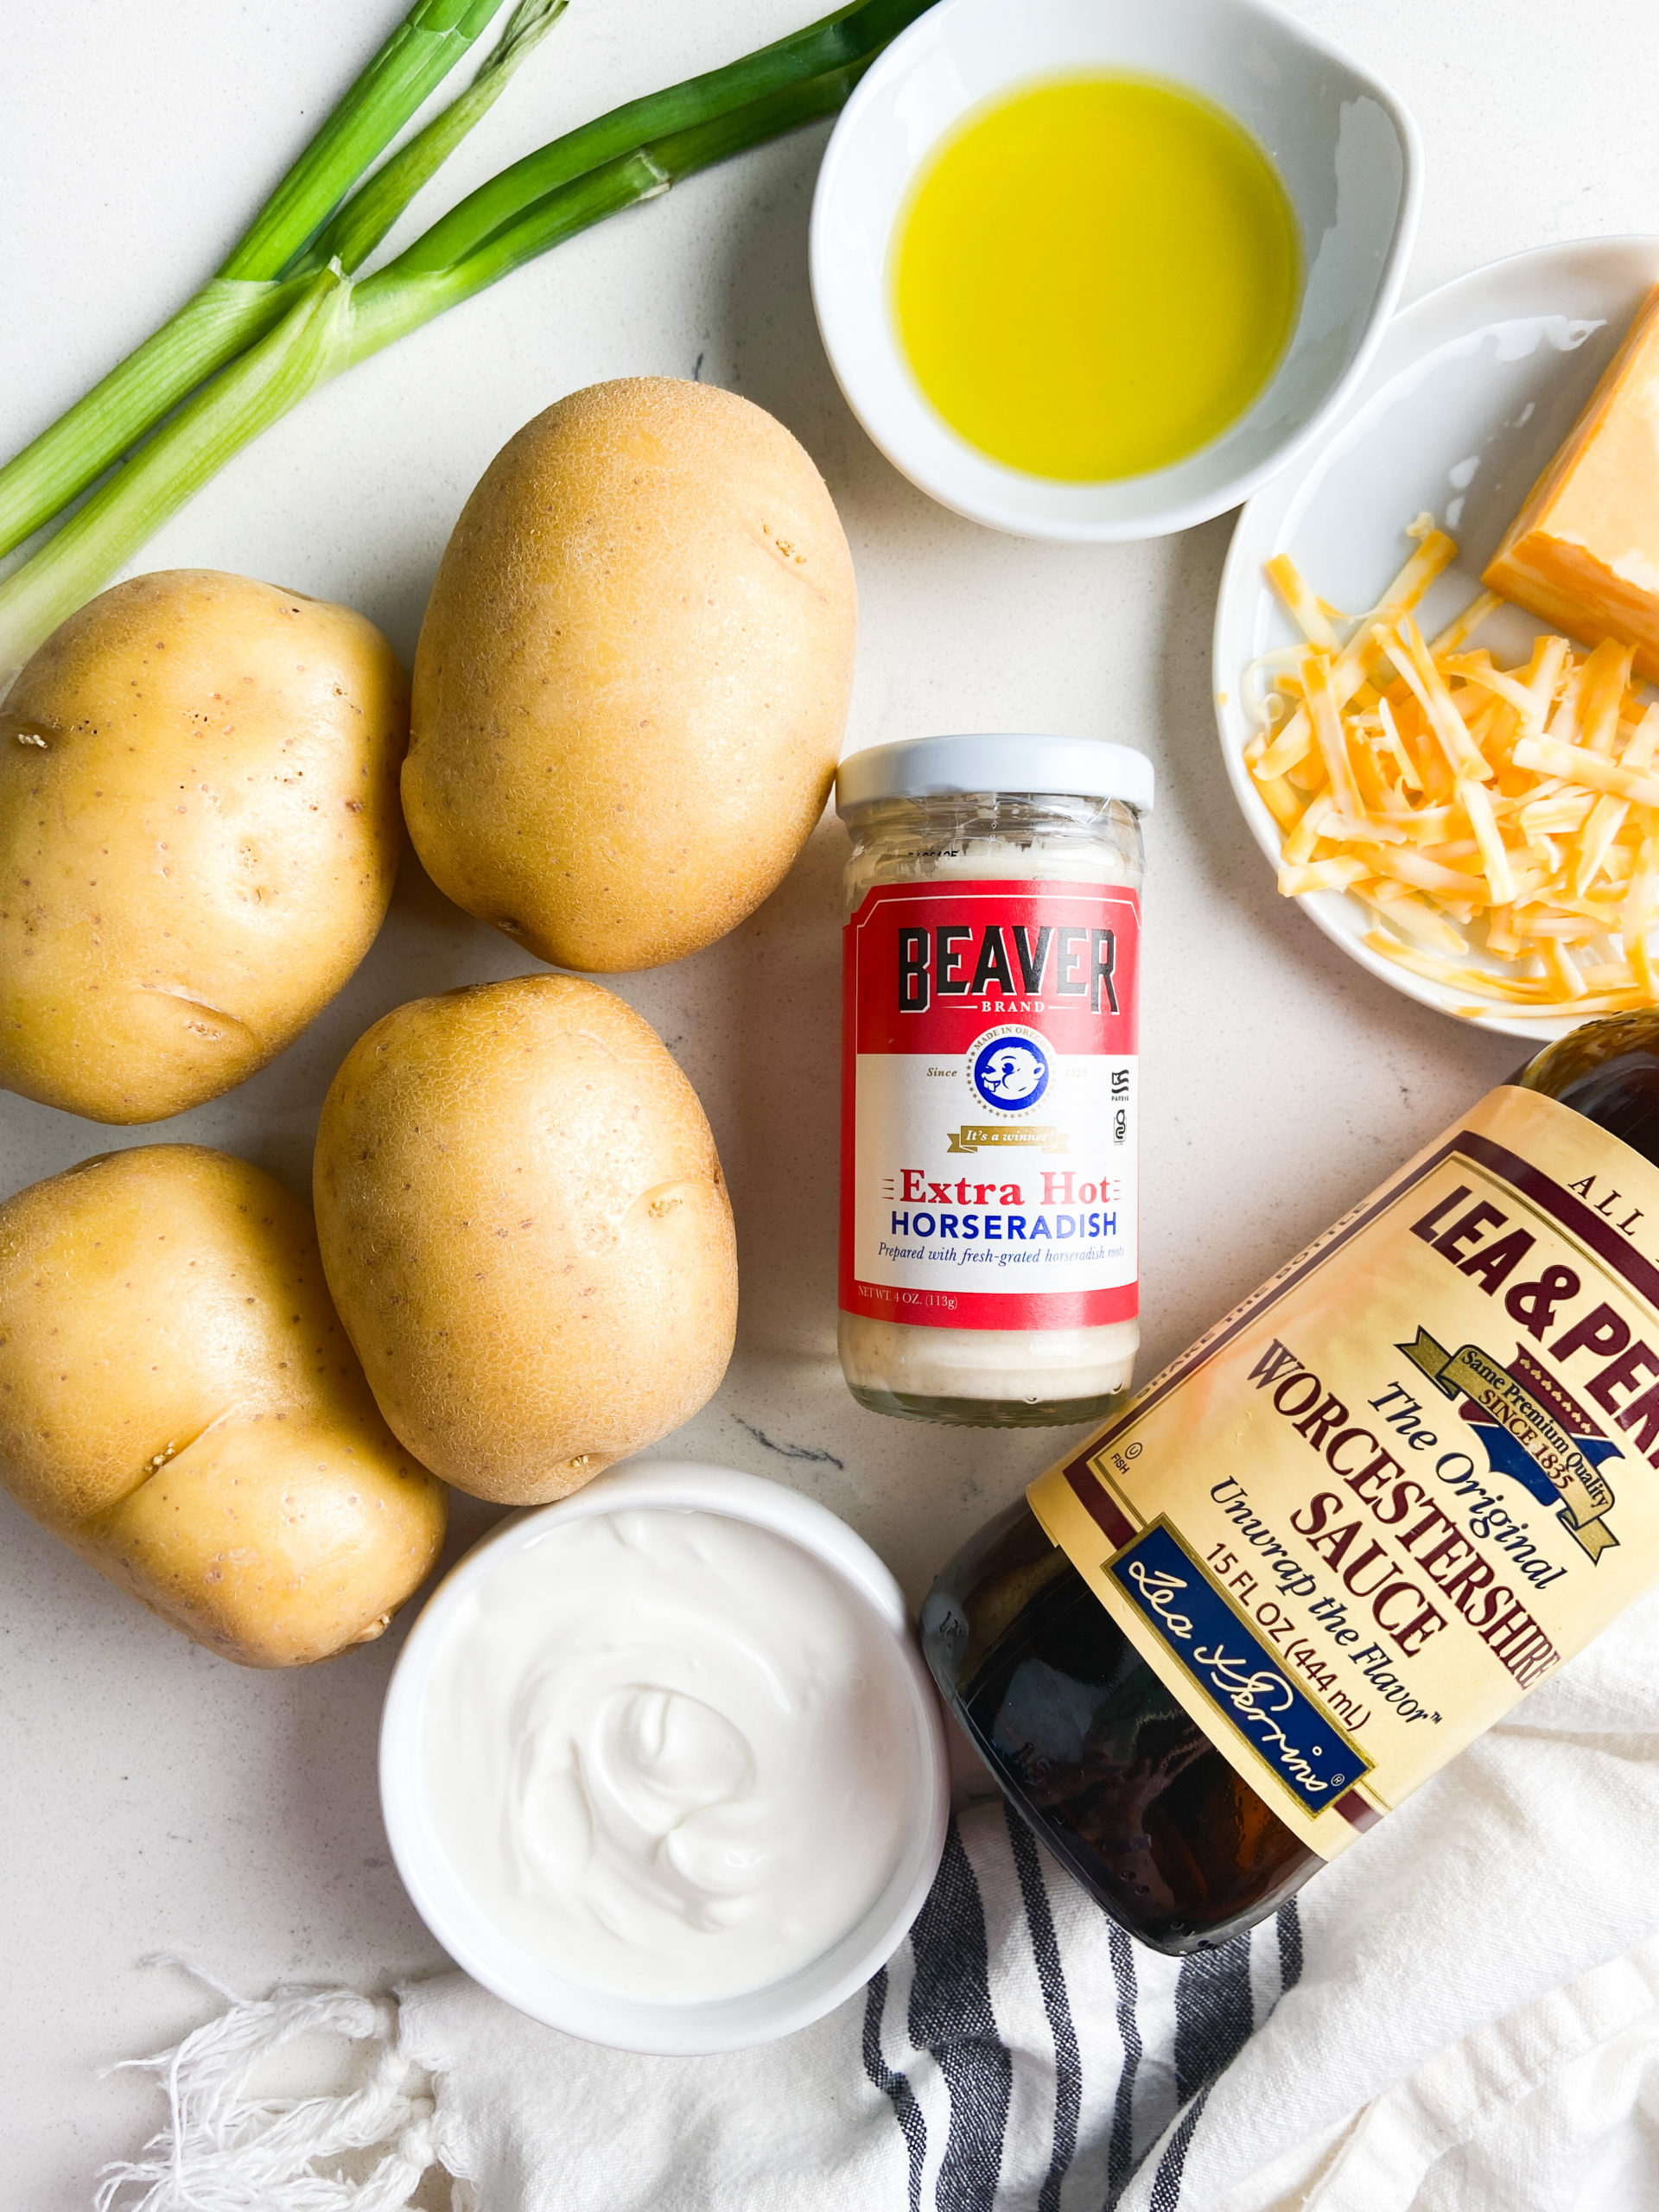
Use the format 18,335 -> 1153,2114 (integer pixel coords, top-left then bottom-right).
380,1459 -> 950,2055
810,0 -> 1421,541
1213,236 -> 1659,1039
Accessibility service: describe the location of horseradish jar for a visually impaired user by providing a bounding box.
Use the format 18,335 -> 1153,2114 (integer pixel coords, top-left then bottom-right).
836,735 -> 1154,1426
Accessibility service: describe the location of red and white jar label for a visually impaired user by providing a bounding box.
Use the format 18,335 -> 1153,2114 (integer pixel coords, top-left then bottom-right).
839,877 -> 1141,1332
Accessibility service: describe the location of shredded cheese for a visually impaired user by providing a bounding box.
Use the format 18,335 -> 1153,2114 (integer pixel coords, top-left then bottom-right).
1250,529 -> 1659,1017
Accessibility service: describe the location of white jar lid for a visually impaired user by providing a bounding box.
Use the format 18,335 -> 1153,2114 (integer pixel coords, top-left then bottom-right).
836,734 -> 1154,816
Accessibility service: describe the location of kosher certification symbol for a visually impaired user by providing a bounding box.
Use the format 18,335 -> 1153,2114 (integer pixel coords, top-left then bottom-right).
969,1027 -> 1051,1113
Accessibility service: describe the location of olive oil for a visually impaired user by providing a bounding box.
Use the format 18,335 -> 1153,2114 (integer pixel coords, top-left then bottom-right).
892,73 -> 1301,483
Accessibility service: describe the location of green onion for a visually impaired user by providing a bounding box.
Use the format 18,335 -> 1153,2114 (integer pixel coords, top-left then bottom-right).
388,0 -> 927,277
296,0 -> 570,281
0,0 -> 930,684
0,273 -> 353,678
0,0 -> 520,563
226,0 -> 512,281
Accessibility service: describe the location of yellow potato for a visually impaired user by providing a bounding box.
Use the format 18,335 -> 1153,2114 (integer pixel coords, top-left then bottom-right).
0,1145 -> 446,1665
404,377 -> 856,972
314,975 -> 737,1504
0,569 -> 408,1123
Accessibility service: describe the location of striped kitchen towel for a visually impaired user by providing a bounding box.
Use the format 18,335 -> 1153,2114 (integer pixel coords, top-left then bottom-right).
101,1581 -> 1659,2211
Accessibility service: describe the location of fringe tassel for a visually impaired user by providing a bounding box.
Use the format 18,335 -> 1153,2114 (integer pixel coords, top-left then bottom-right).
94,1959 -> 442,2212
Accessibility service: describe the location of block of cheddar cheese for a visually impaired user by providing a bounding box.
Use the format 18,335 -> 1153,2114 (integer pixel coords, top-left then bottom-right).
1484,283 -> 1659,681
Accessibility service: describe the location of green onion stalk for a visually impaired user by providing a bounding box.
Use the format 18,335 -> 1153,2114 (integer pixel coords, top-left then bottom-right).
0,0 -> 539,563
0,0 -> 931,685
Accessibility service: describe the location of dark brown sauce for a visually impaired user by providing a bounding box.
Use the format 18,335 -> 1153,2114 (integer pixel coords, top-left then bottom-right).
921,1011 -> 1659,1952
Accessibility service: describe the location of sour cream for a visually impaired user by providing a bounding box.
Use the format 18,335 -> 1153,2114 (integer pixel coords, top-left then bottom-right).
421,1506 -> 917,2005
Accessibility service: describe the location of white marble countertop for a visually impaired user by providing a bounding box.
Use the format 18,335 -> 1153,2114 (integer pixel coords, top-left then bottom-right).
7,0 -> 1659,2193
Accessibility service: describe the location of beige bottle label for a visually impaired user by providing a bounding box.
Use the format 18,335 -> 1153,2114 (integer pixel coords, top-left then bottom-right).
1027,1085 -> 1659,1859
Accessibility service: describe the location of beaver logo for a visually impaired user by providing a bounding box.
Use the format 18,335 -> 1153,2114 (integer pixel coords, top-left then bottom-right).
969,1027 -> 1051,1113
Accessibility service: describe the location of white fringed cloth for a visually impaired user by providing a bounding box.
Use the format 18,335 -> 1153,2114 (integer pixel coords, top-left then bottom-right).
100,1584 -> 1659,2212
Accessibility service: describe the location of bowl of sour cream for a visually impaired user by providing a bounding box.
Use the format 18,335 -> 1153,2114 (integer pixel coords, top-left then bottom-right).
810,0 -> 1421,540
380,1460 -> 950,2052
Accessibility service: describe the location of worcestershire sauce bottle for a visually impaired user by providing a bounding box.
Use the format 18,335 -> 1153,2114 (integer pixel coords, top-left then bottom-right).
923,1014 -> 1659,1952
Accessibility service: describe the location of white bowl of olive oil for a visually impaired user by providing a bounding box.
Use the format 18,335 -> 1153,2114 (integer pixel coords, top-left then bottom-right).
810,0 -> 1421,542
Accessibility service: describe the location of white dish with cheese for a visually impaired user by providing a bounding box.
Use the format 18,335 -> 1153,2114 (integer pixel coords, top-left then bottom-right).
1215,233 -> 1659,1038
380,1460 -> 949,2054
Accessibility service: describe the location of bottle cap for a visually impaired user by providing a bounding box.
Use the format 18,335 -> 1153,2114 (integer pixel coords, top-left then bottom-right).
835,734 -> 1154,816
